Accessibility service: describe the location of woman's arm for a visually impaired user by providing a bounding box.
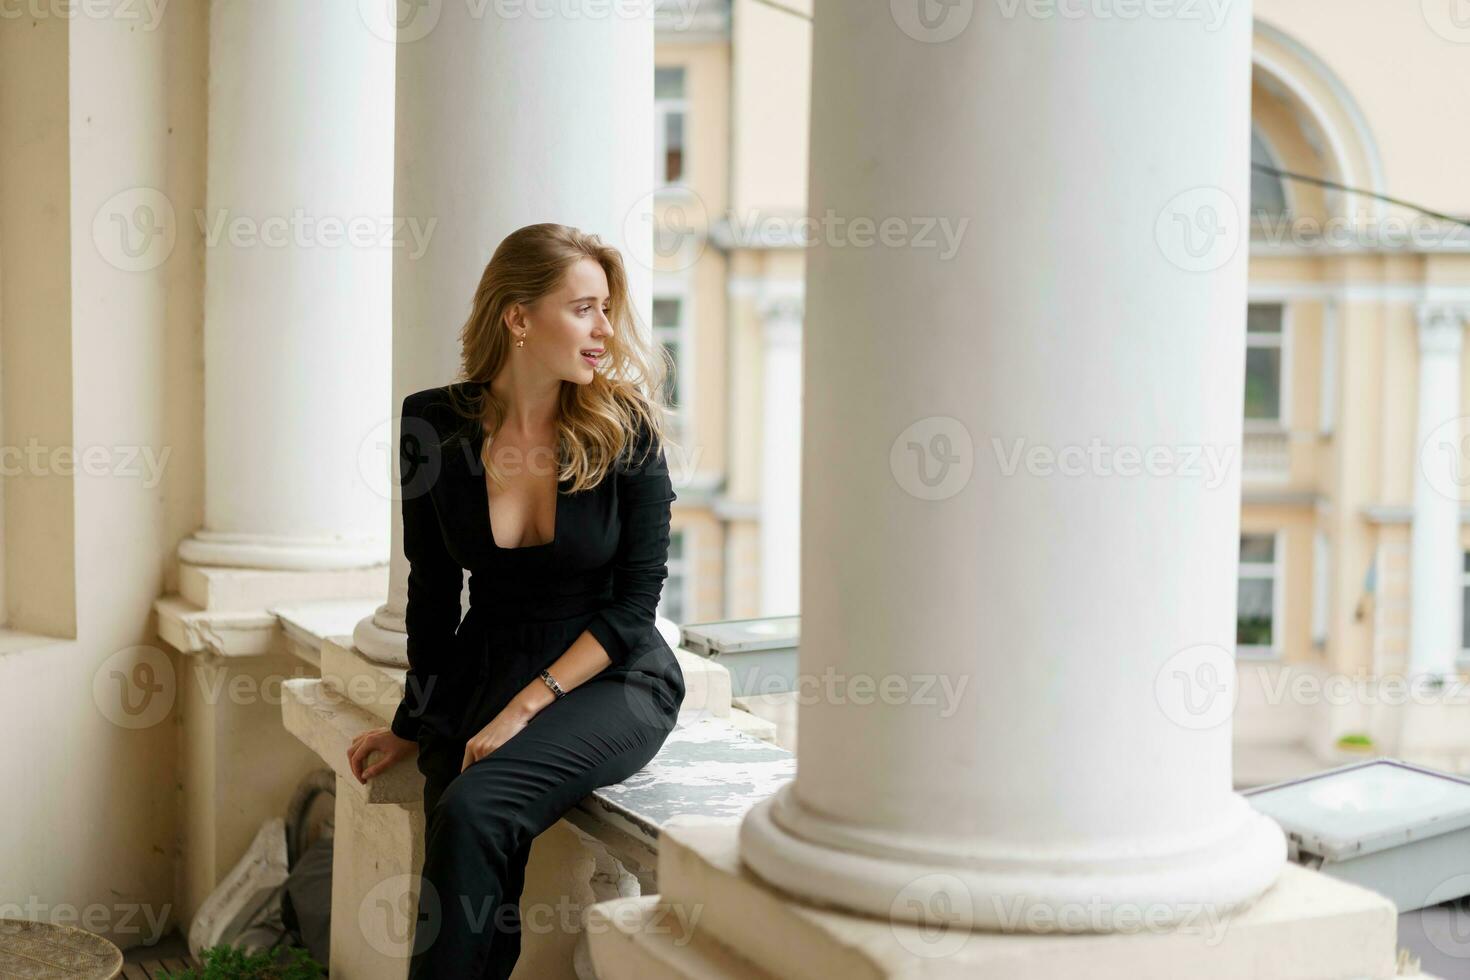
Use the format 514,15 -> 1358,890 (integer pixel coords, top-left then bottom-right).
390,392 -> 466,742
583,419 -> 677,668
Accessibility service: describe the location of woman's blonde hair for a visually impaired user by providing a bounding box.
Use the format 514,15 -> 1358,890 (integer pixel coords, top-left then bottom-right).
445,222 -> 677,494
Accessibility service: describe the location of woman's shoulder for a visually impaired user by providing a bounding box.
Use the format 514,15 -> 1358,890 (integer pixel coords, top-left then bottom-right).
400,384 -> 481,454
611,413 -> 674,484
402,382 -> 486,428
402,381 -> 475,413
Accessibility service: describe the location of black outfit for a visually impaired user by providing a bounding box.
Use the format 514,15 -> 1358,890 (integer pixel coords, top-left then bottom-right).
392,382 -> 684,980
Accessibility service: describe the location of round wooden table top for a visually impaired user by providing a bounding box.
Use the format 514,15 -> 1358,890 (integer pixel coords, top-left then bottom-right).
0,918 -> 124,979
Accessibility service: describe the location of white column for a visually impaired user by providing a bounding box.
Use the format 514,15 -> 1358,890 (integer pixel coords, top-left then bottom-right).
738,1 -> 1285,929
1409,303 -> 1466,683
353,0 -> 654,667
759,291 -> 803,617
179,1 -> 392,570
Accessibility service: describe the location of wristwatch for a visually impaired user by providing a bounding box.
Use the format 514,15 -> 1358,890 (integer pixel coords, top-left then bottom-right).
539,668 -> 566,700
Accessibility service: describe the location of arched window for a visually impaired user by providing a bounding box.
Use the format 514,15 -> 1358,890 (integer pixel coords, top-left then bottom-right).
1250,124 -> 1288,222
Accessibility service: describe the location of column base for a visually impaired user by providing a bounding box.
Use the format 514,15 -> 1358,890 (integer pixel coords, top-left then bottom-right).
155,564 -> 387,657
178,529 -> 386,571
738,781 -> 1288,930
352,606 -> 409,669
587,819 -> 1412,980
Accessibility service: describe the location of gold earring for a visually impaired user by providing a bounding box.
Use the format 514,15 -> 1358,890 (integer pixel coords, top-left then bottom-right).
516,330 -> 525,349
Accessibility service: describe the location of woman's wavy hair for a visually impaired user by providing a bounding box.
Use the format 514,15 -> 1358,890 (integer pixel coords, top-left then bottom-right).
443,222 -> 677,494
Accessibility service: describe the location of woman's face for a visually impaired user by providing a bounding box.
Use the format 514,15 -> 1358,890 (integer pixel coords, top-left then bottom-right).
514,257 -> 613,384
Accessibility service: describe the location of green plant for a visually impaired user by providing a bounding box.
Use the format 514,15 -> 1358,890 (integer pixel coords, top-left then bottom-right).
1337,732 -> 1374,749
157,944 -> 325,980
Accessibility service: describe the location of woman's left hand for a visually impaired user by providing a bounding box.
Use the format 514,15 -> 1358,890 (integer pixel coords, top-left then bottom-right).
461,702 -> 536,771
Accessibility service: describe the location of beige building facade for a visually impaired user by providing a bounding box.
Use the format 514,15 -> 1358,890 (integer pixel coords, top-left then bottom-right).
661,0 -> 1470,778
4,0 -> 1470,976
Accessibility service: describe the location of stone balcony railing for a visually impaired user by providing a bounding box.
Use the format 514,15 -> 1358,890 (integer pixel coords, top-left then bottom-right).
1242,428 -> 1292,482
273,600 -> 795,979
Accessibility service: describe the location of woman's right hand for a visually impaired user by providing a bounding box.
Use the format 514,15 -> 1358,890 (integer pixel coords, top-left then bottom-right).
347,726 -> 417,784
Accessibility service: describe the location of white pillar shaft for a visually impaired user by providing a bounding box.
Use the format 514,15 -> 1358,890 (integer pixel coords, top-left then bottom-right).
759,298 -> 802,617
1409,305 -> 1465,680
740,0 -> 1284,930
184,1 -> 393,570
354,3 -> 654,667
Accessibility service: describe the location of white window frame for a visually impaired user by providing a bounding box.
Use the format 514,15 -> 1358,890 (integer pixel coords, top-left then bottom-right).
1244,302 -> 1291,433
1248,123 -> 1293,227
659,527 -> 691,627
652,277 -> 694,447
1318,296 -> 1337,437
654,64 -> 688,189
1238,530 -> 1285,660
1311,530 -> 1330,650
1459,551 -> 1470,666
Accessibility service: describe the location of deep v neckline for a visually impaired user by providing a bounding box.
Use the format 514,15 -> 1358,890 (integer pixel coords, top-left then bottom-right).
474,423 -> 564,553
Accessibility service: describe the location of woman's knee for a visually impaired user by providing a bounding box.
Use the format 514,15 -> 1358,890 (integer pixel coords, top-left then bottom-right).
431,772 -> 526,854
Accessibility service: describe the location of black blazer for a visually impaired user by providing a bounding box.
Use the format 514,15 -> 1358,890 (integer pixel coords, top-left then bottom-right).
390,382 -> 680,741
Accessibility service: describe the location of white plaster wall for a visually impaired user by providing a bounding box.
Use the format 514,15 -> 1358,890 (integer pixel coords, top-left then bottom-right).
0,3 -> 207,950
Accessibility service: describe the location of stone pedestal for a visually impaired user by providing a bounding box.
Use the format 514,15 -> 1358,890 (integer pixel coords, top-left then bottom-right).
587,821 -> 1412,980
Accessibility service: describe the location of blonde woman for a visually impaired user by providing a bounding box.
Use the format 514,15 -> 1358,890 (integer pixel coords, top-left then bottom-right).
345,223 -> 685,979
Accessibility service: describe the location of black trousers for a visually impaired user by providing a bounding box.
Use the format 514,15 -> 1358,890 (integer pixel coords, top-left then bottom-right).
407,612 -> 679,980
